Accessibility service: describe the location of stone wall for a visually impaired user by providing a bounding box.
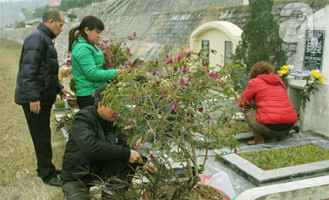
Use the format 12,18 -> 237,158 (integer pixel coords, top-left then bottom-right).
1,0 -> 328,63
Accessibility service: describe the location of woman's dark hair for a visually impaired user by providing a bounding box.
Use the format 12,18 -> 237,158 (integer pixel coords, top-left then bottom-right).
249,61 -> 275,79
68,15 -> 104,52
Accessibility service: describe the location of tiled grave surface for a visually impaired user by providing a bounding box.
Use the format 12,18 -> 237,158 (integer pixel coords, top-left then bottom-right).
213,130 -> 329,194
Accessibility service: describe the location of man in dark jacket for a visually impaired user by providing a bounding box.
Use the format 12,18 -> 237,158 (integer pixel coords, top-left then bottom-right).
60,85 -> 150,199
15,8 -> 69,187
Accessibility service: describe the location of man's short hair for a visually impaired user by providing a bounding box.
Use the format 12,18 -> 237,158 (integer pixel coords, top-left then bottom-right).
94,85 -> 107,107
42,8 -> 62,22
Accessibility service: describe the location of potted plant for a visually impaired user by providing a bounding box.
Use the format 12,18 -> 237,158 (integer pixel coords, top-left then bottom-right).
98,47 -> 244,199
52,97 -> 70,111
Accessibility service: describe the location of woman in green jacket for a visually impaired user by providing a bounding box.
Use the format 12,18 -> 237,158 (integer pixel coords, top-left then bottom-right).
68,15 -> 118,109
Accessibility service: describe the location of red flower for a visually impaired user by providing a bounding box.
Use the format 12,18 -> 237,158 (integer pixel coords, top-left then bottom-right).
198,107 -> 203,113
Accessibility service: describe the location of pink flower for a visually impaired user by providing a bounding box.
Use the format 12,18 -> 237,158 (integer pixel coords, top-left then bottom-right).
198,107 -> 203,113
108,99 -> 112,103
191,114 -> 194,118
233,71 -> 236,75
183,166 -> 186,170
186,100 -> 190,105
152,84 -> 156,88
201,71 -> 205,76
234,149 -> 237,154
67,54 -> 71,58
227,76 -> 230,80
132,95 -> 136,100
150,154 -> 155,161
176,98 -> 180,104
182,67 -> 187,74
171,103 -> 177,112
187,113 -> 190,117
220,82 -> 226,87
113,112 -> 119,116
213,73 -> 219,79
127,69 -> 131,73
166,55 -> 169,58
67,59 -> 72,66
173,83 -> 178,87
209,73 -> 213,78
158,105 -> 161,108
180,78 -> 185,86
202,62 -> 208,67
197,52 -> 201,57
153,71 -> 157,76
187,120 -> 190,123
200,82 -> 205,89
229,124 -> 232,128
110,40 -> 113,42
136,166 -> 139,171
155,61 -> 158,65
156,81 -> 160,86
207,115 -> 211,120
225,117 -> 228,121
136,110 -> 141,114
193,83 -> 196,86
167,59 -> 173,64
168,92 -> 173,99
161,90 -> 167,95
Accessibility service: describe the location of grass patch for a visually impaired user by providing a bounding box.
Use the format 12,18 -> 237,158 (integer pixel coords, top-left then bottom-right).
54,97 -> 66,108
238,144 -> 329,170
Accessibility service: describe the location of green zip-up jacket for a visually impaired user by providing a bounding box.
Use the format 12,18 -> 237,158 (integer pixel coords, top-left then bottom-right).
71,37 -> 117,96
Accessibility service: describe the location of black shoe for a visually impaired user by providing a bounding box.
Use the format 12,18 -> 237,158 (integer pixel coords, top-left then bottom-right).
55,168 -> 62,175
44,177 -> 61,187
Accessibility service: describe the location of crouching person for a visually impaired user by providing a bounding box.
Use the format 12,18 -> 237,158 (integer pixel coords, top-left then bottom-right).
60,85 -> 149,199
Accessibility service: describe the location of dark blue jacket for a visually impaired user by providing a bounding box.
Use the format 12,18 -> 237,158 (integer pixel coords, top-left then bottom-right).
15,23 -> 63,106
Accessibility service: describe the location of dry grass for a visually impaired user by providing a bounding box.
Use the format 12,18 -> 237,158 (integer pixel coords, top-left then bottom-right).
0,38 -> 66,199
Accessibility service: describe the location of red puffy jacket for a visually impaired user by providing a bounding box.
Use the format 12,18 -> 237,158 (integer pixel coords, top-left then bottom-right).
238,73 -> 298,124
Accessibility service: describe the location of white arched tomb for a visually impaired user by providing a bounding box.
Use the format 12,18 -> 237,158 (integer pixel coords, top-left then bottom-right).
190,21 -> 242,70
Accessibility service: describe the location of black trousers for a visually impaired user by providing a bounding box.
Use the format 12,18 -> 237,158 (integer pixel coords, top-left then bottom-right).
22,104 -> 57,182
61,160 -> 138,199
77,95 -> 95,109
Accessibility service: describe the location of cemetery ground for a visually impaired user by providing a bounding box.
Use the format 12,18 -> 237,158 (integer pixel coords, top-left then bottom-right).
1,38 -> 329,199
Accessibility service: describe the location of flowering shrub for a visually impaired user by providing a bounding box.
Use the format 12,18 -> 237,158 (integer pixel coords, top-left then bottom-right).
299,69 -> 324,111
101,48 -> 244,198
276,65 -> 290,80
98,32 -> 137,70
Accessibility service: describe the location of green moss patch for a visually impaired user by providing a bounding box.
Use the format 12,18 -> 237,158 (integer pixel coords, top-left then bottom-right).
238,144 -> 329,170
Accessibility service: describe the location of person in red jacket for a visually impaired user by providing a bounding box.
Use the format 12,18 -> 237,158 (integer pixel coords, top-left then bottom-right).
237,61 -> 298,145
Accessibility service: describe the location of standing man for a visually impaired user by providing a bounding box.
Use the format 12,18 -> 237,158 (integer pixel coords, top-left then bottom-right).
15,8 -> 69,187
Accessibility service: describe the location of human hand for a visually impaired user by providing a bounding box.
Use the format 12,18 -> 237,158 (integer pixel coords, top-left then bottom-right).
134,138 -> 144,150
143,162 -> 158,174
30,101 -> 40,114
58,88 -> 72,99
129,150 -> 143,164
